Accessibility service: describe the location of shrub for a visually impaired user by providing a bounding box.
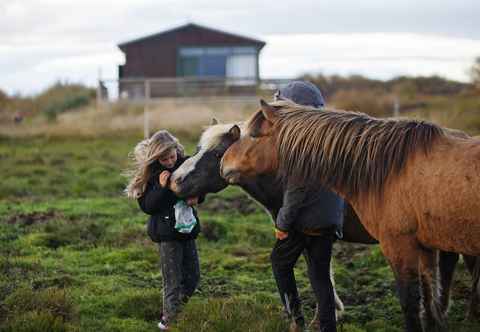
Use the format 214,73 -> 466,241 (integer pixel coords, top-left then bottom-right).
1,287 -> 77,332
301,73 -> 470,98
330,89 -> 394,118
1,311 -> 69,332
104,224 -> 147,247
36,82 -> 95,121
0,88 -> 8,109
242,224 -> 272,248
2,287 -> 77,321
31,274 -> 76,290
201,220 -> 228,242
41,219 -> 107,249
114,289 -> 162,321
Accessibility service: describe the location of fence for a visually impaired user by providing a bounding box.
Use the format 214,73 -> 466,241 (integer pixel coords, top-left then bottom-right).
97,77 -> 293,105
96,77 -> 293,138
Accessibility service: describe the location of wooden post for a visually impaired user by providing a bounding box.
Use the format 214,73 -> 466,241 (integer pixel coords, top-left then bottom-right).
144,79 -> 151,138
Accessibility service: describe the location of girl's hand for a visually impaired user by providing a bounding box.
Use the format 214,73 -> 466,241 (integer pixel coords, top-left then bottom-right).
159,171 -> 171,187
275,229 -> 289,240
186,197 -> 199,206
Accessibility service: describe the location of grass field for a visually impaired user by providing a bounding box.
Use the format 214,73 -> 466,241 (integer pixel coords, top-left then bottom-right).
1,112 -> 480,331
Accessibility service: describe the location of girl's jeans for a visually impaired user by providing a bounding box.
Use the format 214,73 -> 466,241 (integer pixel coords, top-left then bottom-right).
159,239 -> 200,322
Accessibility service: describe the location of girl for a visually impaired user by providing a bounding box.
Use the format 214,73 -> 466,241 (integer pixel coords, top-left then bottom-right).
126,130 -> 202,330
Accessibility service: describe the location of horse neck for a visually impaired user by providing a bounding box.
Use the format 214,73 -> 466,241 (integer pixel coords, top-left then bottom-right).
239,174 -> 283,218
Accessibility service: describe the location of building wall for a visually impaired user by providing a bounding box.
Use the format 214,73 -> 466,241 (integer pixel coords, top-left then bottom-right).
121,41 -> 176,78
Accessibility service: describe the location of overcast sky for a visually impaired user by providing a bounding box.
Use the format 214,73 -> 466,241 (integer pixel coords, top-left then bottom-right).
1,0 -> 480,95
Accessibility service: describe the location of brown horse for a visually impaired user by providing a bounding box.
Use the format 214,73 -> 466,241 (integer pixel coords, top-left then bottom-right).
170,119 -> 478,329
220,100 -> 480,332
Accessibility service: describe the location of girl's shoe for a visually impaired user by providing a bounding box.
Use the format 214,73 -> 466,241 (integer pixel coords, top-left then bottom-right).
158,317 -> 169,330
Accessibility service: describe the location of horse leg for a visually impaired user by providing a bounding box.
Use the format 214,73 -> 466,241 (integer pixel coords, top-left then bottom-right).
464,255 -> 480,320
418,248 -> 447,332
437,251 -> 459,315
381,238 -> 423,332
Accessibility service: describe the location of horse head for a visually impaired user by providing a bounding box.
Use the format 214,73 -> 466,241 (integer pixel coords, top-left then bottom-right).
220,100 -> 283,184
169,119 -> 241,198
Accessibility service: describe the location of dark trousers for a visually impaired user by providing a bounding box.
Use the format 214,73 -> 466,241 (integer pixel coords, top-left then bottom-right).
159,239 -> 200,322
271,231 -> 337,332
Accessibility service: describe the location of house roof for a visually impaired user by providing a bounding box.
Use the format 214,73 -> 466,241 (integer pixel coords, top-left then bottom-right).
118,23 -> 266,50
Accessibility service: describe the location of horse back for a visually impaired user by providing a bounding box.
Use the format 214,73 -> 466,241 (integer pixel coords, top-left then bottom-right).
382,136 -> 480,255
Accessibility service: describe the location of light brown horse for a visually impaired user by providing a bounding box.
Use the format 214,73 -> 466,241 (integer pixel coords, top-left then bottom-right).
220,99 -> 480,332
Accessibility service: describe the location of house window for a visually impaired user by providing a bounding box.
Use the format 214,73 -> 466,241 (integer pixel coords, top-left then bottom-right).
178,46 -> 257,80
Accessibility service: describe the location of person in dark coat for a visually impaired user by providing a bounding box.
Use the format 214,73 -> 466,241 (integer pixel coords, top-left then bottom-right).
126,130 -> 203,331
272,81 -> 344,332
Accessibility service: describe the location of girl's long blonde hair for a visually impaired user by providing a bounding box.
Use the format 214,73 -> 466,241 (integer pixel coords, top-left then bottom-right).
125,130 -> 185,199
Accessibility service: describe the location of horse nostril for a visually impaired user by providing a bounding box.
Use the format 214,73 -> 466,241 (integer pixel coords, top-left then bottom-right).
221,168 -> 238,184
175,176 -> 184,185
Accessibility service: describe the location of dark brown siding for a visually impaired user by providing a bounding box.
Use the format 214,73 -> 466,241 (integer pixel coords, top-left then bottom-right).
119,24 -> 265,79
122,41 -> 176,78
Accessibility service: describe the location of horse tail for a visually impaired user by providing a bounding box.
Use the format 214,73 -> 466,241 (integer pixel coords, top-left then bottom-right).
330,261 -> 345,317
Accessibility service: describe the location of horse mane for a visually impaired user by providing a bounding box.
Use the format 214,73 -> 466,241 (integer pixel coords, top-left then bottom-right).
199,122 -> 244,150
246,100 -> 322,136
268,101 -> 446,198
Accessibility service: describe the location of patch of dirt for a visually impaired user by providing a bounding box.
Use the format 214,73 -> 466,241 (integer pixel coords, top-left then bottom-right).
333,242 -> 371,266
202,196 -> 258,215
6,211 -> 63,226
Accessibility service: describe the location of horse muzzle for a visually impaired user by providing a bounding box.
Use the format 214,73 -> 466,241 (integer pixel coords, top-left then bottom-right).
169,174 -> 185,194
220,168 -> 241,184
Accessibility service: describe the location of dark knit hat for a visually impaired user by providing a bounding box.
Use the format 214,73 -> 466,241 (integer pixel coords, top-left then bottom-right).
274,81 -> 325,107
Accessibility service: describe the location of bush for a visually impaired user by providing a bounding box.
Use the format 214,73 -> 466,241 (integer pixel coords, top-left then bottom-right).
201,220 -> 228,242
37,82 -> 95,121
1,287 -> 78,331
114,289 -> 162,321
301,73 -> 470,98
0,88 -> 8,110
31,274 -> 76,290
104,224 -> 147,247
1,311 -> 69,332
3,287 -> 76,320
330,89 -> 394,117
41,219 -> 107,249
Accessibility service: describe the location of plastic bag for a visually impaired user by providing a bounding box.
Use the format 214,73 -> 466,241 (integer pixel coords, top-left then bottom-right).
174,200 -> 198,234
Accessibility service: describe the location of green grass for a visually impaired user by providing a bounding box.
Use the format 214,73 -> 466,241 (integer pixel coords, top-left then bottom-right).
1,133 -> 479,331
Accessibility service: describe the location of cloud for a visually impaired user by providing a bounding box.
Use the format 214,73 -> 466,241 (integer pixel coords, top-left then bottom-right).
261,33 -> 480,81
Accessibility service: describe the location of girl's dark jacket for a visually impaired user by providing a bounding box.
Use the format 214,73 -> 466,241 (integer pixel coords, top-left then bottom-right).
138,156 -> 202,242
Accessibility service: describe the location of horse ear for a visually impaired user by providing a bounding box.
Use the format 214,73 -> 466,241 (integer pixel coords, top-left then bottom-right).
228,125 -> 241,141
210,118 -> 219,125
260,99 -> 278,122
